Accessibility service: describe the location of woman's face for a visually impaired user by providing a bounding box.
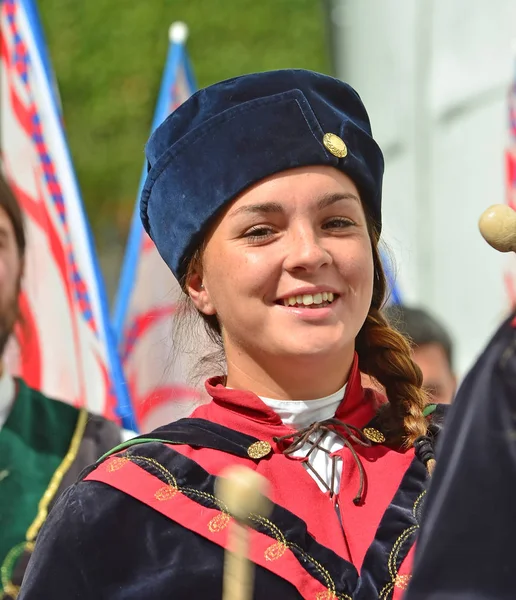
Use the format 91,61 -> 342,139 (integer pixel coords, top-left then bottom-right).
190,166 -> 374,366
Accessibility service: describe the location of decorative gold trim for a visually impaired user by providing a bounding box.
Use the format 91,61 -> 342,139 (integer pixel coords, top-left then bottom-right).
107,456 -> 129,472
247,440 -> 272,459
378,491 -> 426,599
264,541 -> 287,562
25,408 -> 88,542
2,581 -> 20,599
208,512 -> 231,533
315,592 -> 338,600
1,409 -> 88,597
154,485 -> 178,501
395,573 -> 411,590
1,542 -> 25,598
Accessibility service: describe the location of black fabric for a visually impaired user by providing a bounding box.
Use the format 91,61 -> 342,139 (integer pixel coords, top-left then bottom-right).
357,456 -> 428,599
18,481 -> 301,600
405,314 -> 516,600
52,412 -> 122,504
118,417 -> 264,459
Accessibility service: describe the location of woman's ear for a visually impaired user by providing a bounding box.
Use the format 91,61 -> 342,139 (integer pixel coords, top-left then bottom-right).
186,271 -> 217,316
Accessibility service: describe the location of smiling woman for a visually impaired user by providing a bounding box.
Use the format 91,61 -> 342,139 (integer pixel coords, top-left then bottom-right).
19,70 -> 446,600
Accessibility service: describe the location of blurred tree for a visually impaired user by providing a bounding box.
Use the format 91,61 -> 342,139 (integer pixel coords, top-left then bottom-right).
39,0 -> 330,249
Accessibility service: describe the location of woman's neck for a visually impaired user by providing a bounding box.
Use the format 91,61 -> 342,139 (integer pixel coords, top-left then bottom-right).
224,347 -> 354,400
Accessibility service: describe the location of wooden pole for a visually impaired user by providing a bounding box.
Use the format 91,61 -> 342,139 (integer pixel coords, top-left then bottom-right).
215,465 -> 272,600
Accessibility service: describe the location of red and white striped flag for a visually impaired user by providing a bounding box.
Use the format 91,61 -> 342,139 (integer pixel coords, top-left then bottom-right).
504,53 -> 516,308
113,24 -> 206,432
0,0 -> 129,421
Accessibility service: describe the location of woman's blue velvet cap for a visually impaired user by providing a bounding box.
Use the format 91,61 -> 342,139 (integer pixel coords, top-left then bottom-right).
140,69 -> 384,282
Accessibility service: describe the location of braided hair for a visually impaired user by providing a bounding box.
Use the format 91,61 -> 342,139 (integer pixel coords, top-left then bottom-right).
356,222 -> 435,473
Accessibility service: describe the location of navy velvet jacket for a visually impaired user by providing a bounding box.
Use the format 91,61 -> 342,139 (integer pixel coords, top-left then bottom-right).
18,360 -> 445,600
406,313 -> 516,600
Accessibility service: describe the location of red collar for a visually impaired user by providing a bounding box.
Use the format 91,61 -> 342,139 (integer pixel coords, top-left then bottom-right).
203,353 -> 381,432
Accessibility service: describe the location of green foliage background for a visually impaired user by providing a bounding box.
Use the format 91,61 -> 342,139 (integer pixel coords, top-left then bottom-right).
39,0 -> 330,254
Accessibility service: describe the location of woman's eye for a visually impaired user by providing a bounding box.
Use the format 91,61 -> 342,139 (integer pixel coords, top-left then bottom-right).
242,226 -> 275,241
323,217 -> 356,229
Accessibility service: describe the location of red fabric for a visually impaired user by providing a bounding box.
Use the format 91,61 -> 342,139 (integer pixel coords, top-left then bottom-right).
181,353 -> 415,569
89,352 -> 417,580
86,456 -> 332,600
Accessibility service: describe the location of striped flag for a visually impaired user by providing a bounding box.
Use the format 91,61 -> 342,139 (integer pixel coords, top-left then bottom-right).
504,54 -> 516,307
507,57 -> 516,211
0,0 -> 129,422
113,23 -> 206,432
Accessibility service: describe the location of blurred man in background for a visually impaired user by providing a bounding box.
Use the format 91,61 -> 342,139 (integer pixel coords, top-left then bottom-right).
0,174 -> 131,600
384,304 -> 457,405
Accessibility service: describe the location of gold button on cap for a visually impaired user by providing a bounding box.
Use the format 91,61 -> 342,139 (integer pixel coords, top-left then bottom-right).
247,440 -> 272,459
363,427 -> 386,444
323,132 -> 348,158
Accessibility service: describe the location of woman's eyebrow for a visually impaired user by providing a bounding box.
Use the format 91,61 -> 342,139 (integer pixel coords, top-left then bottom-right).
229,202 -> 284,218
317,192 -> 360,210
229,192 -> 360,219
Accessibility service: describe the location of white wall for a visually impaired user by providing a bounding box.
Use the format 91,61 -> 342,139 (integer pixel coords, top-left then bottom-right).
329,0 -> 516,375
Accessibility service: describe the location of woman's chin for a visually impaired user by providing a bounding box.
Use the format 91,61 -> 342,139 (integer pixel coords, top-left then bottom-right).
272,338 -> 350,361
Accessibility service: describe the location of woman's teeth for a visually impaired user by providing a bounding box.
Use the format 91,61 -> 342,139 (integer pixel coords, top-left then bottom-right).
282,292 -> 335,307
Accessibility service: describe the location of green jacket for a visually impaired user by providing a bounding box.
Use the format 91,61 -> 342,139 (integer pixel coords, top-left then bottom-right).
0,379 -> 122,599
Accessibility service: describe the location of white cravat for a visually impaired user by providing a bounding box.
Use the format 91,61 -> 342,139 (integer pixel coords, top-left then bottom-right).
260,385 -> 347,493
0,370 -> 16,432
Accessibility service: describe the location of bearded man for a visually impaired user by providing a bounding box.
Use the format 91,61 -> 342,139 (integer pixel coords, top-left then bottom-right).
0,174 -> 132,600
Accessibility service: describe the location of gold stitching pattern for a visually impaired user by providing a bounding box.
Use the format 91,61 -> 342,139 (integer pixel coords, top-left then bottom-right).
378,490 -> 426,599
114,453 -> 352,600
395,574 -> 411,590
107,457 -> 129,472
208,512 -> 231,533
264,542 -> 287,561
1,542 -> 25,598
129,455 -> 178,489
249,514 -> 287,547
315,592 -> 338,600
154,486 -> 178,501
412,491 -> 426,518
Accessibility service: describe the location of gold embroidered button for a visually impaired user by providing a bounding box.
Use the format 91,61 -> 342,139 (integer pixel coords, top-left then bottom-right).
247,440 -> 272,459
323,133 -> 347,158
363,427 -> 386,443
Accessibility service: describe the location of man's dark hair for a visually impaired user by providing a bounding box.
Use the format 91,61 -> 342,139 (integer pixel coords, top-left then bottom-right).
384,304 -> 454,370
0,173 -> 26,258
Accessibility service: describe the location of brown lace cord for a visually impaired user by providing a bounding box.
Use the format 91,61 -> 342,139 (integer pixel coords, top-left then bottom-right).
273,419 -> 372,505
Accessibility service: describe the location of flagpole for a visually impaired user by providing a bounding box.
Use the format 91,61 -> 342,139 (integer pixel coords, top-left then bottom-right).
18,0 -> 61,111
112,22 -> 189,341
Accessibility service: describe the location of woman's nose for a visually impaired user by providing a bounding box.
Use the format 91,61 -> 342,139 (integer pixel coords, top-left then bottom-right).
283,229 -> 332,273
